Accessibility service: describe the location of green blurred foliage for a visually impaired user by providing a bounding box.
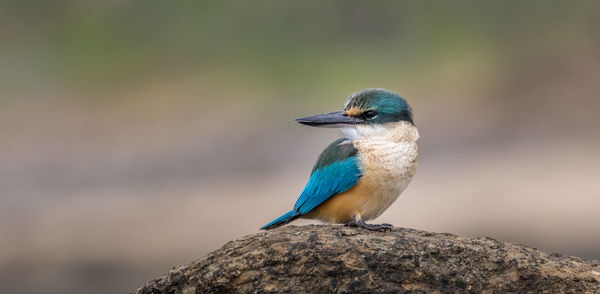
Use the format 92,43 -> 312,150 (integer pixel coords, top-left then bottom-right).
2,0 -> 599,104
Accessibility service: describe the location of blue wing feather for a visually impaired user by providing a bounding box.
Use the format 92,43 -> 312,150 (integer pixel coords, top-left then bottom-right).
260,138 -> 361,230
294,156 -> 361,214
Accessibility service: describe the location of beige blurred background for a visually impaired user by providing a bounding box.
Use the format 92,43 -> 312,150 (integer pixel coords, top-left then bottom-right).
1,1 -> 600,293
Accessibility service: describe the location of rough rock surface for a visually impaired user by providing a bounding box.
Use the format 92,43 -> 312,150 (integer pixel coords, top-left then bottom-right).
133,225 -> 600,293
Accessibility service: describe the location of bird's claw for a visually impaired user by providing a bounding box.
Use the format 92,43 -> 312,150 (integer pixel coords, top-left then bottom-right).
345,220 -> 394,232
378,223 -> 394,232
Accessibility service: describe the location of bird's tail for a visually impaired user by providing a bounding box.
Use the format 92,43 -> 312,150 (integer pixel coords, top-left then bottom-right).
260,210 -> 301,230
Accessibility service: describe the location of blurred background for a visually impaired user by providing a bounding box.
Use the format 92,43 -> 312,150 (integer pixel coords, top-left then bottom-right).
1,0 -> 600,293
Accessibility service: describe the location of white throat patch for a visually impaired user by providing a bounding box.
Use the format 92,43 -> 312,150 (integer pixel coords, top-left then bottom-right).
341,127 -> 360,139
341,122 -> 419,142
341,125 -> 389,140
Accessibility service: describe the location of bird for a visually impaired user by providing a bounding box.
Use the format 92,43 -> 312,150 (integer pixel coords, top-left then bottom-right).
260,88 -> 419,232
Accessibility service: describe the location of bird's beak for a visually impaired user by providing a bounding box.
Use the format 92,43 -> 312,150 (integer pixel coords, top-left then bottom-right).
295,110 -> 361,128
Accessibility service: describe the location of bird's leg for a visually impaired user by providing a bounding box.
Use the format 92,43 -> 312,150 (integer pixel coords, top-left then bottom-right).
345,217 -> 393,232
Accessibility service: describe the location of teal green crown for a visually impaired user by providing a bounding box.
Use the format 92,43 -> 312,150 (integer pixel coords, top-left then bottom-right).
344,88 -> 413,124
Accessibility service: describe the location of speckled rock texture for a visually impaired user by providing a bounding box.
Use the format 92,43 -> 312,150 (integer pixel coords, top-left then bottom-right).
133,225 -> 600,293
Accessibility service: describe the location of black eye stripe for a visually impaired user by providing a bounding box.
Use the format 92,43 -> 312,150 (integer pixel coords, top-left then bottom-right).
361,110 -> 377,119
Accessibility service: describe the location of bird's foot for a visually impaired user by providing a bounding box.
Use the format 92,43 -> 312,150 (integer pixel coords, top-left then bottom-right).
345,220 -> 393,232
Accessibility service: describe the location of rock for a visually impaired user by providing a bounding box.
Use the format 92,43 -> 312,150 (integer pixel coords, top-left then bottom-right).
133,225 -> 600,293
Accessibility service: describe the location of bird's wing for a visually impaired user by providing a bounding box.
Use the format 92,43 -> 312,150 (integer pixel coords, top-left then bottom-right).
293,138 -> 362,215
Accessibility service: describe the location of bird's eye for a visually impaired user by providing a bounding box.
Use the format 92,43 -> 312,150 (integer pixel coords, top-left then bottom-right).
361,110 -> 377,120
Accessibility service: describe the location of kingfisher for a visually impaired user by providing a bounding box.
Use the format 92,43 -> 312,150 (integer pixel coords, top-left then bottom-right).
261,88 -> 419,232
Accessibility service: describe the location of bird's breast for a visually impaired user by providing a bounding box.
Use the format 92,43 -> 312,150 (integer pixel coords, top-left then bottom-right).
355,139 -> 418,179
352,137 -> 418,220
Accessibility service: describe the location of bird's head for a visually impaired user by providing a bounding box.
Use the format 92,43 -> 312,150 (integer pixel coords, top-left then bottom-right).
296,88 -> 414,139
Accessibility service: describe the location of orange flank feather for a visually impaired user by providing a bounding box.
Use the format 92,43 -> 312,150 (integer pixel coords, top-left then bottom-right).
303,178 -> 377,223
